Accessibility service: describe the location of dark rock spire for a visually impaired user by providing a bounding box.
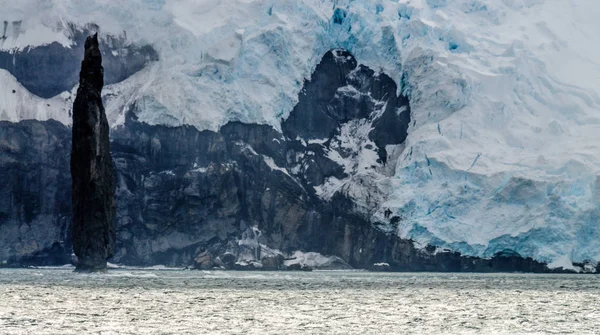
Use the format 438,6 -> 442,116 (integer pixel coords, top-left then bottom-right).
70,33 -> 115,272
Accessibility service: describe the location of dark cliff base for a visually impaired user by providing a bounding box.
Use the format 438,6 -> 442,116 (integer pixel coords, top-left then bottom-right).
2,119 -> 595,273
1,49 -> 597,273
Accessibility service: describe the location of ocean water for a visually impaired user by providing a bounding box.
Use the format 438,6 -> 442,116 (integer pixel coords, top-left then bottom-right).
0,269 -> 598,334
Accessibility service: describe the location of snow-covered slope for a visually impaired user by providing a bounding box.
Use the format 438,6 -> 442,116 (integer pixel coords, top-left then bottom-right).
2,0 -> 600,268
0,70 -> 73,123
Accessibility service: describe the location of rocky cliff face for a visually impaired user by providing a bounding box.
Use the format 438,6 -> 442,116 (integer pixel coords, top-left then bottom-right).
0,119 -> 72,266
70,34 -> 115,271
0,49 -> 592,272
107,49 -> 413,269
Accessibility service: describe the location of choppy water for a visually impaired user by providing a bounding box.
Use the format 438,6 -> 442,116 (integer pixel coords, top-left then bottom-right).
0,269 -> 599,334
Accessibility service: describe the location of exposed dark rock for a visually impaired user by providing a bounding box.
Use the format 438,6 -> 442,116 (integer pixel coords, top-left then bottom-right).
70,34 -> 115,272
220,253 -> 237,269
282,48 -> 410,162
0,119 -> 72,267
212,256 -> 225,268
0,116 -> 583,273
193,251 -> 213,270
261,254 -> 284,271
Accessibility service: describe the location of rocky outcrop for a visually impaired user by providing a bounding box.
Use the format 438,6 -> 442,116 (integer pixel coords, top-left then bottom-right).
282,49 -> 410,163
0,120 -> 72,266
193,251 -> 213,270
70,34 -> 115,272
1,48 -> 593,273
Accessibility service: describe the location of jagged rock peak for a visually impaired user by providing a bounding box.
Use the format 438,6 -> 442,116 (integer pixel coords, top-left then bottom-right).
80,33 -> 104,92
70,33 -> 115,272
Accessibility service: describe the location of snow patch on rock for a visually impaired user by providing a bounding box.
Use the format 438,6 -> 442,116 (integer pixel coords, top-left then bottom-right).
284,251 -> 351,270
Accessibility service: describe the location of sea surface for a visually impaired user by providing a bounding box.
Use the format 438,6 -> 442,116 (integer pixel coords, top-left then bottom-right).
0,268 -> 598,334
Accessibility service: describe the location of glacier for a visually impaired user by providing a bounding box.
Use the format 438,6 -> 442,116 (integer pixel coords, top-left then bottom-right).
1,0 -> 600,268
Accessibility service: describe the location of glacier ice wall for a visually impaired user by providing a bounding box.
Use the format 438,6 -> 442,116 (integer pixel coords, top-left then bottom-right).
1,0 -> 600,267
